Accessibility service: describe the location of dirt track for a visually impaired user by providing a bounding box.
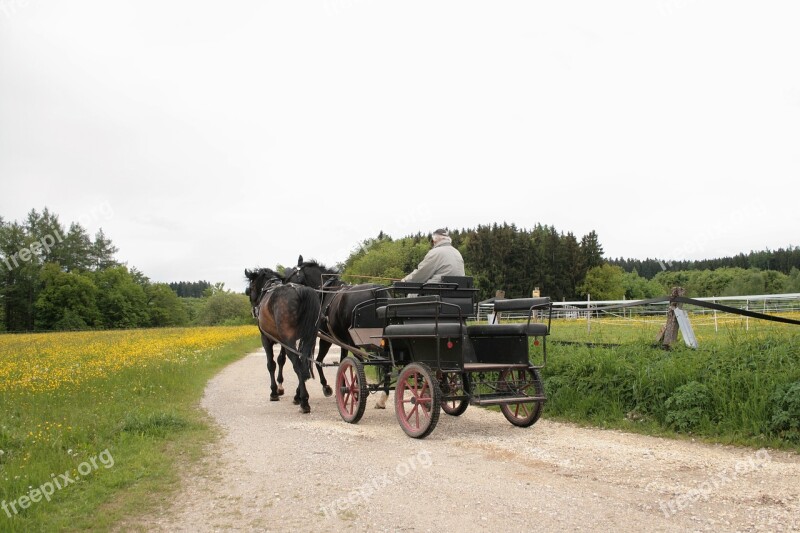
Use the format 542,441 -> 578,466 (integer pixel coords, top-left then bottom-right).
126,349 -> 800,532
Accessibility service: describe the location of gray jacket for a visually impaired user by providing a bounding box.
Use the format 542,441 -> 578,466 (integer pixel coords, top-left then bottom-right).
402,240 -> 465,283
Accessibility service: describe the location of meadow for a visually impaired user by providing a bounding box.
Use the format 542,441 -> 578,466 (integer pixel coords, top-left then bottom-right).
542,312 -> 800,449
0,326 -> 261,532
1,312 -> 798,531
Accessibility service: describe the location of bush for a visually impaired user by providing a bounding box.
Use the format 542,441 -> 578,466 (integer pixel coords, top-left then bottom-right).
769,381 -> 800,442
195,292 -> 252,326
664,381 -> 711,432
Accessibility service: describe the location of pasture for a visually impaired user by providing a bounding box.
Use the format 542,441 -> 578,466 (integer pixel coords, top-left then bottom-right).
1,314 -> 798,530
0,326 -> 261,532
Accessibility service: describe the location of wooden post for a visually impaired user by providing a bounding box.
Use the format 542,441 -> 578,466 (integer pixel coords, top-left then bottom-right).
657,287 -> 685,348
490,290 -> 505,324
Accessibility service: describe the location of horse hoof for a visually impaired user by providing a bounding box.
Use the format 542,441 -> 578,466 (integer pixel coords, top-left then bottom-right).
301,405 -> 311,414
278,388 -> 285,396
293,398 -> 301,405
374,391 -> 388,409
270,394 -> 280,401
323,385 -> 333,397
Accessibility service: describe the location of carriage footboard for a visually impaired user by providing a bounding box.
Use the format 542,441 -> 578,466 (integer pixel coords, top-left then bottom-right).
463,365 -> 546,426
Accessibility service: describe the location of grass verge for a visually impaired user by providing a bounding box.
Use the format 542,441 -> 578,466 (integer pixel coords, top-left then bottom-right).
540,317 -> 800,450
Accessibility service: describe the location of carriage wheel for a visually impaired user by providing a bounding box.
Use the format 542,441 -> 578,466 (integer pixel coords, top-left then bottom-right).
498,367 -> 544,427
336,356 -> 367,424
395,362 -> 441,439
440,372 -> 469,417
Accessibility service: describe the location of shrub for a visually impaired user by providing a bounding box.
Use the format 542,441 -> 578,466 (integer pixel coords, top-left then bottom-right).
664,381 -> 711,432
769,381 -> 800,442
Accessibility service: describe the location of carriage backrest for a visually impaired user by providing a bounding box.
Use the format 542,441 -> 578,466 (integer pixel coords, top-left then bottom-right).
387,277 -> 478,321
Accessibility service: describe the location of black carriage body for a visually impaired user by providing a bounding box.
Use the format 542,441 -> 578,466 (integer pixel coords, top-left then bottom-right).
336,275 -> 552,438
377,279 -> 550,371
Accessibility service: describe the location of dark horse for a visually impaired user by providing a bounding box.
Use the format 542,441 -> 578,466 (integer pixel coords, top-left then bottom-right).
284,256 -> 390,367
245,268 -> 321,413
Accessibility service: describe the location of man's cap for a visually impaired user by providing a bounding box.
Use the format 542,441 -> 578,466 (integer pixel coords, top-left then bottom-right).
433,228 -> 449,237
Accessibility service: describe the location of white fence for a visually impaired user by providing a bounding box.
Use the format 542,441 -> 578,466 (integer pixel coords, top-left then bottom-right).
476,293 -> 800,323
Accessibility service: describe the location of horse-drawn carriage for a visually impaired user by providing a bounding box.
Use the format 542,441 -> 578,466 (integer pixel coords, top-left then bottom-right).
247,261 -> 552,439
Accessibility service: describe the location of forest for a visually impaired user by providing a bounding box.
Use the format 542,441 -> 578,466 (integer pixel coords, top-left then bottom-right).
2,210 -> 799,332
0,209 -> 250,332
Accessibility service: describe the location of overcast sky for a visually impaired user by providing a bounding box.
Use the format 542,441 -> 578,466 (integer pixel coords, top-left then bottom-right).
1,1 -> 798,292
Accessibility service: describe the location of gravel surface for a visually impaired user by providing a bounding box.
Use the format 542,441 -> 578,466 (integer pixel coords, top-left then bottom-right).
123,348 -> 800,532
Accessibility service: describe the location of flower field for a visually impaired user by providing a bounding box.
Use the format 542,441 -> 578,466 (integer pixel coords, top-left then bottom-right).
0,326 -> 257,394
0,326 -> 261,531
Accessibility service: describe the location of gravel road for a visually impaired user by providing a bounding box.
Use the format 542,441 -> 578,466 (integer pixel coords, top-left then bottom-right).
125,348 -> 800,532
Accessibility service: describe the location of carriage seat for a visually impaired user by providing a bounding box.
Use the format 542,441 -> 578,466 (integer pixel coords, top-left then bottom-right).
392,277 -> 476,313
376,296 -> 465,320
383,322 -> 465,338
493,297 -> 551,312
467,323 -> 548,337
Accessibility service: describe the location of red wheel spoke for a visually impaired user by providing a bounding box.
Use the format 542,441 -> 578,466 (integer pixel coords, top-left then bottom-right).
336,357 -> 367,424
395,363 -> 441,438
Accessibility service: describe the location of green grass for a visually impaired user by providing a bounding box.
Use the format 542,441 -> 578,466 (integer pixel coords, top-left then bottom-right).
0,330 -> 262,532
540,316 -> 800,449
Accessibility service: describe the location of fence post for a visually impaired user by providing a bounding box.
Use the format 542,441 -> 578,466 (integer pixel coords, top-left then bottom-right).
657,287 -> 685,348
713,296 -> 718,332
492,290 -> 505,324
587,293 -> 591,334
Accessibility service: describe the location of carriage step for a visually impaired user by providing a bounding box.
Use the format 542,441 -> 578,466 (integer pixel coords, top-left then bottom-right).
463,363 -> 531,372
470,394 -> 547,406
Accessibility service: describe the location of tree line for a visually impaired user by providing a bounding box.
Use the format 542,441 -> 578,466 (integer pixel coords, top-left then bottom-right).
168,280 -> 212,298
340,224 -> 800,301
609,246 -> 800,279
340,223 -> 604,301
0,209 -> 251,332
4,209 -> 797,332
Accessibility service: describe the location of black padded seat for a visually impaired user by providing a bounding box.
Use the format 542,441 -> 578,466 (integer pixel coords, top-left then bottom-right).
384,296 -> 441,306
468,323 -> 548,337
383,323 -> 465,337
376,295 -> 469,320
493,297 -> 551,312
441,276 -> 473,288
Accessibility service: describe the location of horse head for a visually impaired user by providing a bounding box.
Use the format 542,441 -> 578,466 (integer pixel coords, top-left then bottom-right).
244,268 -> 284,308
285,256 -> 340,290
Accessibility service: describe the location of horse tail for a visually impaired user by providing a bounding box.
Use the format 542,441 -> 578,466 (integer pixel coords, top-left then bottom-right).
297,286 -> 322,378
297,286 -> 321,341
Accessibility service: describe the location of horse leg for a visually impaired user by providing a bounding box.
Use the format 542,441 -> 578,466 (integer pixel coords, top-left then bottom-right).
262,336 -> 281,401
292,340 -> 316,405
316,339 -> 333,397
276,348 -> 287,396
373,355 -> 390,409
287,351 -> 311,414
